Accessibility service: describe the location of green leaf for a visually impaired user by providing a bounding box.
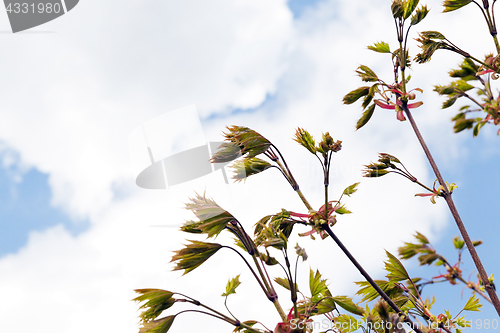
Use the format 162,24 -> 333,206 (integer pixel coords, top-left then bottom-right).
294,128 -> 316,154
443,0 -> 472,13
343,182 -> 360,197
378,153 -> 401,164
418,253 -> 440,265
385,251 -> 411,282
415,232 -> 429,244
363,168 -> 389,178
233,320 -> 258,332
410,5 -> 429,25
453,236 -> 465,250
139,315 -> 176,333
185,193 -> 237,238
335,206 -> 352,214
356,103 -> 375,130
420,30 -> 446,40
343,86 -> 370,104
274,277 -> 299,292
356,65 -> 379,82
210,142 -> 243,163
134,289 -> 175,323
472,240 -> 483,247
392,0 -> 404,18
443,95 -> 459,108
222,275 -> 241,296
310,269 -> 330,301
260,250 -> 279,265
454,118 -> 475,133
368,41 -> 391,53
231,157 -> 272,182
171,241 -> 222,275
334,314 -> 362,333
463,294 -> 482,312
216,126 -> 271,160
455,79 -> 474,91
403,0 -> 419,19
331,296 -> 365,315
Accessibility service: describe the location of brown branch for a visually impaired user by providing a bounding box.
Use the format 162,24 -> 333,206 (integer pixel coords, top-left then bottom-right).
403,104 -> 500,316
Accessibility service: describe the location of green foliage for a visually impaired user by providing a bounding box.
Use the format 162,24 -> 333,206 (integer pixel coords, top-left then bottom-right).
343,86 -> 370,104
231,157 -> 272,182
442,0 -> 472,13
222,275 -> 242,296
463,294 -> 482,312
410,5 -> 429,25
233,321 -> 258,333
274,277 -> 299,292
309,269 -> 330,302
294,128 -> 316,154
356,65 -> 379,82
139,316 -> 176,333
171,240 -> 222,275
134,289 -> 176,323
368,41 -> 391,53
385,251 -> 411,282
334,314 -> 362,333
211,126 -> 271,162
403,0 -> 419,19
184,193 -> 237,238
356,104 -> 375,130
331,296 -> 364,316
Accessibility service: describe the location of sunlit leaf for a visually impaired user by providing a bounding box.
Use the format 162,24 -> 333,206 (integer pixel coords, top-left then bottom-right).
171,241 -> 222,275
222,275 -> 241,296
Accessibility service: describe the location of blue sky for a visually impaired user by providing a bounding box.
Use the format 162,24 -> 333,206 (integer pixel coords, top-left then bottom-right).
0,0 -> 498,332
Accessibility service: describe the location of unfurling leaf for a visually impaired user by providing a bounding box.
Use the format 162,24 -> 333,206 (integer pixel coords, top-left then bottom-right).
294,128 -> 316,154
356,104 -> 375,130
403,0 -> 419,19
356,65 -> 379,82
363,168 -> 389,178
368,41 -> 390,53
463,294 -> 482,312
453,236 -> 465,250
222,275 -> 241,296
139,315 -> 176,333
335,205 -> 352,214
231,157 -> 272,182
410,5 -> 429,25
274,277 -> 299,292
331,296 -> 365,316
334,314 -> 362,333
171,240 -> 222,275
443,0 -> 472,13
343,86 -> 370,104
260,250 -> 279,265
211,126 -> 271,162
343,182 -> 360,197
385,251 -> 411,282
134,289 -> 175,323
185,193 -> 237,238
415,232 -> 429,244
310,269 -> 331,301
210,142 -> 242,163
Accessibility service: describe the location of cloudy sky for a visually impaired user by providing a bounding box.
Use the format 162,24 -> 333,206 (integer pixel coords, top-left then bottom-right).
0,0 -> 498,332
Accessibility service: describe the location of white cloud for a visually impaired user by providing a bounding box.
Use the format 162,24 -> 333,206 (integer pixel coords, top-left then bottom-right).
0,0 -> 473,332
